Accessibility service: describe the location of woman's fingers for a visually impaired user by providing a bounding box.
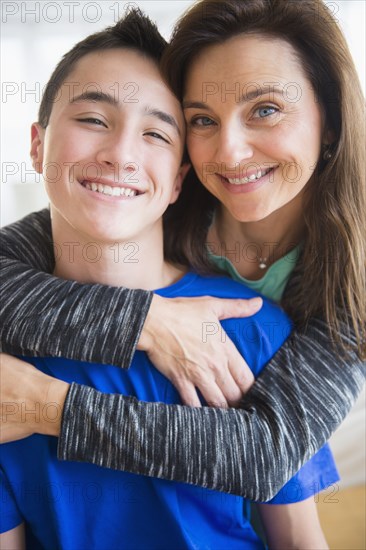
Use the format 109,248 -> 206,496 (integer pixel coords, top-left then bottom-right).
227,341 -> 256,396
173,379 -> 202,408
140,294 -> 261,408
213,296 -> 263,320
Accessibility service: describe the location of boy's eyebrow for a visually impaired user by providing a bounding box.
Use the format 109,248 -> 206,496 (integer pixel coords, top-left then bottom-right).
183,86 -> 284,109
144,107 -> 181,137
69,93 -> 181,136
70,91 -> 119,107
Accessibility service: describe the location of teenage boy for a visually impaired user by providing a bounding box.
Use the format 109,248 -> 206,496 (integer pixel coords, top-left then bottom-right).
0,9 -> 337,550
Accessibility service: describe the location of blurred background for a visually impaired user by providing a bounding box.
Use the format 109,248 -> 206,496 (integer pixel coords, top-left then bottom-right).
1,1 -> 365,547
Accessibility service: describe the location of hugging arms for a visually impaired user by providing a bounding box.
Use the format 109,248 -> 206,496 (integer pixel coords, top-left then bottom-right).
1,0 -> 365,506
1,209 -> 364,500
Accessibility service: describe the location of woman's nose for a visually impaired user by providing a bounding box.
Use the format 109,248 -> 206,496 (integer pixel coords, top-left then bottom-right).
214,121 -> 254,172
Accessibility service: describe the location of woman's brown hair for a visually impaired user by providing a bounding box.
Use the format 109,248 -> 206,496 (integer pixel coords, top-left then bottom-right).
162,0 -> 366,357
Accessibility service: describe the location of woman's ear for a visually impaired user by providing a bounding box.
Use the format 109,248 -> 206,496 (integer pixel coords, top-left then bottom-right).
170,163 -> 191,204
30,123 -> 44,173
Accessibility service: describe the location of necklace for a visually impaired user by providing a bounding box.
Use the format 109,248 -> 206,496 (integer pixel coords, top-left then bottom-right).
258,257 -> 268,270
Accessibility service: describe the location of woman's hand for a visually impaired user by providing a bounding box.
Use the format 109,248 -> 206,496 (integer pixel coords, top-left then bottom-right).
138,295 -> 261,407
0,354 -> 69,443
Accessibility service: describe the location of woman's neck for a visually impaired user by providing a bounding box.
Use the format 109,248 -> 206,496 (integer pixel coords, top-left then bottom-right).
209,200 -> 306,280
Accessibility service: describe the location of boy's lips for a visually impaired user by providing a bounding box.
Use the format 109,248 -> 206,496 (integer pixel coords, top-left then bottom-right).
78,178 -> 145,198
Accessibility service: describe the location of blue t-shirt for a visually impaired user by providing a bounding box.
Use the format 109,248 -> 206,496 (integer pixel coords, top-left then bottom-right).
0,272 -> 339,549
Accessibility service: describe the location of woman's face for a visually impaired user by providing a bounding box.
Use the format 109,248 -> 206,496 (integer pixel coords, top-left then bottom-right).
184,34 -> 325,223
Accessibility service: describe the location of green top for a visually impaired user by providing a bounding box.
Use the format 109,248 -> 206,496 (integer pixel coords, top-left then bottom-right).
209,245 -> 301,303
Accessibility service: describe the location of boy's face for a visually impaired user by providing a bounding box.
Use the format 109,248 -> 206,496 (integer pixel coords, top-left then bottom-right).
31,48 -> 187,243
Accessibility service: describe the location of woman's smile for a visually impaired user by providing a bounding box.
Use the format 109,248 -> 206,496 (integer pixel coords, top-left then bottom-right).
184,34 -> 325,222
217,165 -> 277,194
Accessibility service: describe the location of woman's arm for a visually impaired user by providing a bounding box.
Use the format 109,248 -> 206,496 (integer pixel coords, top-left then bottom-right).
0,209 -> 151,368
1,319 -> 364,501
57,319 -> 364,501
1,212 -> 364,500
0,210 -> 260,406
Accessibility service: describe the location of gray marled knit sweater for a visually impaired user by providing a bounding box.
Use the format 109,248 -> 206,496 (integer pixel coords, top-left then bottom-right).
1,209 -> 365,501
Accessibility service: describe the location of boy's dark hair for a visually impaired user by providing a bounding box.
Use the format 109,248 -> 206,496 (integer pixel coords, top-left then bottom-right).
38,8 -> 167,128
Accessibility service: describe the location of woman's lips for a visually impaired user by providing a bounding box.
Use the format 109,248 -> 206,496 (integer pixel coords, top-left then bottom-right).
218,167 -> 276,194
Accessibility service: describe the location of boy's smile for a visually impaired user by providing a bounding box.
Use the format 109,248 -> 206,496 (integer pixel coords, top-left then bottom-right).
31,48 -> 187,246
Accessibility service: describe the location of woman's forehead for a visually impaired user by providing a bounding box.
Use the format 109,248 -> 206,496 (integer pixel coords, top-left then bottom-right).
185,34 -> 308,93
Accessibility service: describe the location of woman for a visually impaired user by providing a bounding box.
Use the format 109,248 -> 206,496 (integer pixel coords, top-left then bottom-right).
1,0 -> 365,500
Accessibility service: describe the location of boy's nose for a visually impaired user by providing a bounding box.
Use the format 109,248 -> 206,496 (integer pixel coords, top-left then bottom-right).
95,132 -> 139,175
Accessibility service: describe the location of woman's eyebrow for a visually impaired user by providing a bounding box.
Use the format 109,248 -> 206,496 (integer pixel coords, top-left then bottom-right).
183,100 -> 210,110
183,86 -> 284,109
242,85 -> 284,102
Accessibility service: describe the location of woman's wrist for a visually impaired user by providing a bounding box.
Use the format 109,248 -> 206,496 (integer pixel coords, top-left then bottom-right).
39,376 -> 70,437
0,354 -> 70,443
136,293 -> 160,352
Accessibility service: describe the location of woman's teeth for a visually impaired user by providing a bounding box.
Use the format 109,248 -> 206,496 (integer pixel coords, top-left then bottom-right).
227,168 -> 272,185
83,181 -> 137,197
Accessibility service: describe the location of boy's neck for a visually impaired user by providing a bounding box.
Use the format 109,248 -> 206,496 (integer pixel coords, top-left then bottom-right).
51,211 -> 185,291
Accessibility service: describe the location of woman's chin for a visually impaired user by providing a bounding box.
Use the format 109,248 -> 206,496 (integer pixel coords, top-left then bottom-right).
228,205 -> 273,224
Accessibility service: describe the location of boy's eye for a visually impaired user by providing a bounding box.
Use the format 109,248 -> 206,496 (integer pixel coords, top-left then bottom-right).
144,131 -> 169,144
76,117 -> 107,127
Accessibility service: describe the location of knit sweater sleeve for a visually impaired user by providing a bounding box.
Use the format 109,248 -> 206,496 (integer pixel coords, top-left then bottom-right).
58,318 -> 365,501
2,211 -> 365,500
0,210 -> 152,367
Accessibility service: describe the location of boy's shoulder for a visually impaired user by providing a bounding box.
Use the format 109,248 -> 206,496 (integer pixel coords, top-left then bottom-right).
158,272 -> 292,374
158,271 -> 288,317
1,208 -> 50,236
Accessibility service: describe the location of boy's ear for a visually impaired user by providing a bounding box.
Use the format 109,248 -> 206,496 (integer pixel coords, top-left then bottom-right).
30,123 -> 45,173
170,163 -> 191,204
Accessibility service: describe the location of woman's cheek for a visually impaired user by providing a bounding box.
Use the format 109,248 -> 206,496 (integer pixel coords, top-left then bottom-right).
187,137 -> 207,173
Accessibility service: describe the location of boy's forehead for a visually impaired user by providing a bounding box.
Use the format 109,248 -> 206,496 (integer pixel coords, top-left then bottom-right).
57,48 -> 184,124
65,49 -> 167,98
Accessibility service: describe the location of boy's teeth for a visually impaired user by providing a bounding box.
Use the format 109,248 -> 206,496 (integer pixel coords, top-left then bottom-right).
83,181 -> 137,197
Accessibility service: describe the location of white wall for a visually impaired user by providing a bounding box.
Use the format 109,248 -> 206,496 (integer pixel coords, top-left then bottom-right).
1,0 -> 365,487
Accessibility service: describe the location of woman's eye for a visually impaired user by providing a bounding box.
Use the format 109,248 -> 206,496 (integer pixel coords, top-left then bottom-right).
77,117 -> 106,127
145,132 -> 169,144
191,116 -> 215,127
253,106 -> 278,119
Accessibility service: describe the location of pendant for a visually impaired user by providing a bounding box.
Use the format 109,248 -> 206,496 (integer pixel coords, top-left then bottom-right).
258,258 -> 267,269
